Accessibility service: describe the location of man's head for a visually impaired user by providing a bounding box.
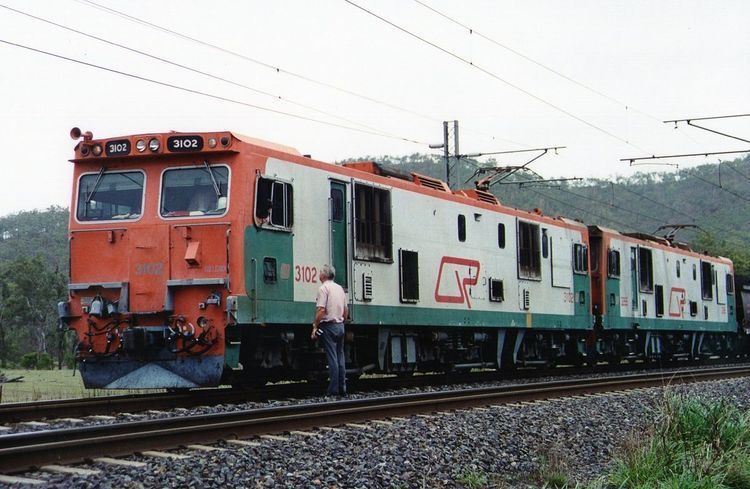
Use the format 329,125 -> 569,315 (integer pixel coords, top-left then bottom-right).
320,264 -> 336,281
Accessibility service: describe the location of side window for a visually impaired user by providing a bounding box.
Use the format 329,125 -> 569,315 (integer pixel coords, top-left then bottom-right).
458,214 -> 466,242
255,177 -> 293,229
692,263 -> 697,280
638,248 -> 654,292
701,261 -> 713,300
331,188 -> 344,222
518,221 -> 541,280
655,285 -> 665,317
541,229 -> 549,258
399,249 -> 419,303
497,223 -> 506,249
607,249 -> 621,278
354,184 -> 393,262
489,279 -> 504,302
573,243 -> 588,274
676,260 -> 681,278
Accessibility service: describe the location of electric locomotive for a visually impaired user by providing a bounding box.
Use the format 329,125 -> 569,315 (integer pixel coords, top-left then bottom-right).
58,128 -> 745,389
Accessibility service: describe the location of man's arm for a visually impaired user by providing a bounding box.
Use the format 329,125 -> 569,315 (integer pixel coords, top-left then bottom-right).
311,306 -> 326,339
343,304 -> 349,322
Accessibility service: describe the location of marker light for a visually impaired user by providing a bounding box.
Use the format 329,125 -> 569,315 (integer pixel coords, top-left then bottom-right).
207,137 -> 217,148
148,138 -> 160,152
92,144 -> 103,156
220,136 -> 230,147
136,139 -> 147,152
80,145 -> 90,156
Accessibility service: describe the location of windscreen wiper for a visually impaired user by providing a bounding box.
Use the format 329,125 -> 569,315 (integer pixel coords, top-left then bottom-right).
85,166 -> 107,203
203,160 -> 222,198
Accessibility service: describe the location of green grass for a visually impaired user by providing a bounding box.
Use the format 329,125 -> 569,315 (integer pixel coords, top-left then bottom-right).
0,369 -> 162,403
538,444 -> 574,488
456,468 -> 490,488
599,395 -> 750,489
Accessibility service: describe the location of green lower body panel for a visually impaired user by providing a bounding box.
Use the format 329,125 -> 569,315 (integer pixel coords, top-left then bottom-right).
603,315 -> 735,333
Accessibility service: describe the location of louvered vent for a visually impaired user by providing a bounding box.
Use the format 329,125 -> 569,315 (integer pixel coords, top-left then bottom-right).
523,289 -> 530,310
412,173 -> 450,192
362,273 -> 373,301
474,190 -> 499,205
454,189 -> 500,206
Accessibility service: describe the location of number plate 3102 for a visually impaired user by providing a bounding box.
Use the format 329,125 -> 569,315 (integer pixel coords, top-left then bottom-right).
167,135 -> 204,152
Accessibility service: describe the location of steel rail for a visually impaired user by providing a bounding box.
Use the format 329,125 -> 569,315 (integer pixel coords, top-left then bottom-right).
0,372 -> 503,423
0,360 -> 743,423
2,365 -> 749,474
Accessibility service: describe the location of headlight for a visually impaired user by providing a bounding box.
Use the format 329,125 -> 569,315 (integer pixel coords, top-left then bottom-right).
207,137 -> 217,148
80,145 -> 90,156
136,139 -> 146,152
220,136 -> 230,147
148,138 -> 160,152
92,144 -> 103,156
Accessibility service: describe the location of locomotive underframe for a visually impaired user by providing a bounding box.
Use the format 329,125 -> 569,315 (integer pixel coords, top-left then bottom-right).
225,323 -> 745,386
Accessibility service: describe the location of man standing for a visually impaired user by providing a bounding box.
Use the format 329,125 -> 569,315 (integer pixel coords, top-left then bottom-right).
311,264 -> 348,397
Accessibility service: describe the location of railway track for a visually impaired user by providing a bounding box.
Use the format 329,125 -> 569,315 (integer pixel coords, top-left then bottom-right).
0,365 -> 627,424
0,372 -> 503,424
2,364 -> 750,474
2,360 -> 742,424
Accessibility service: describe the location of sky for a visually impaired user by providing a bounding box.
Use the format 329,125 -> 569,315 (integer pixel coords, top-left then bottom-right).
0,0 -> 749,216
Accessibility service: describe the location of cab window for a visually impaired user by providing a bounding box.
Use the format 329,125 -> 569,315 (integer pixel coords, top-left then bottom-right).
161,165 -> 229,217
255,177 -> 293,229
76,170 -> 144,221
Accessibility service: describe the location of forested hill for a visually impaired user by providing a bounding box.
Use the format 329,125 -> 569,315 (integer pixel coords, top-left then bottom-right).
342,154 -> 750,274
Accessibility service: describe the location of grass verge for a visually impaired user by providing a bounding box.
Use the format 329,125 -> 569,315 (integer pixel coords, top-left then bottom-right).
598,395 -> 750,488
0,369 -> 161,403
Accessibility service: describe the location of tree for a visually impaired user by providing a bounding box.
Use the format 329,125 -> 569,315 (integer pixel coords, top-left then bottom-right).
0,256 -> 67,368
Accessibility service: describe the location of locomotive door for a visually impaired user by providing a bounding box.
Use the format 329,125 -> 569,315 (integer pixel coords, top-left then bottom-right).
629,247 -> 639,317
329,181 -> 349,289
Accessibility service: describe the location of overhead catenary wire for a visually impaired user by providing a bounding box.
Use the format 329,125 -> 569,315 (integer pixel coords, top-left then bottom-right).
344,0 -> 652,154
412,0 -> 716,153
71,0 -> 527,149
413,0 -> 656,122
0,38 -> 425,144
682,167 -> 750,203
0,3 -> 410,141
526,187 -> 637,231
722,161 -> 750,182
616,185 -> 696,223
615,179 -> 749,243
553,186 -> 664,224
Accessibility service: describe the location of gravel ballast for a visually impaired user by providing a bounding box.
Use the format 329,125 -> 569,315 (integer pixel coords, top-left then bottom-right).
7,376 -> 750,488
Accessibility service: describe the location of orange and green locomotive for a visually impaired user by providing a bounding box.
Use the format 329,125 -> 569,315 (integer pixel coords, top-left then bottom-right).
58,128 -> 749,389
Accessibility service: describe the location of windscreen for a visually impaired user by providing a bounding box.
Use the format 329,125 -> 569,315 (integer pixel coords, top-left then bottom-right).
161,165 -> 229,217
76,171 -> 144,221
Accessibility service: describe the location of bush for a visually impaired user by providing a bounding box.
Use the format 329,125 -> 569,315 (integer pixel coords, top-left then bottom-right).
604,396 -> 750,488
36,352 -> 54,370
19,352 -> 54,370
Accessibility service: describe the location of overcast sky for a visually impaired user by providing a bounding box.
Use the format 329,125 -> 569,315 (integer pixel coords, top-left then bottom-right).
1,0 -> 748,216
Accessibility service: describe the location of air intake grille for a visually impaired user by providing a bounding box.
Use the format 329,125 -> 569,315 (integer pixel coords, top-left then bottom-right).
412,173 -> 450,192
362,273 -> 373,301
474,190 -> 499,205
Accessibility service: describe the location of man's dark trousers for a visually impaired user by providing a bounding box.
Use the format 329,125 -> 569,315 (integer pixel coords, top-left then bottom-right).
320,321 -> 346,396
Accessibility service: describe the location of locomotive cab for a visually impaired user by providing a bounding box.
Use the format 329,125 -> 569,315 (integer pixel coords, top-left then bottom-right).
60,130 -> 247,388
